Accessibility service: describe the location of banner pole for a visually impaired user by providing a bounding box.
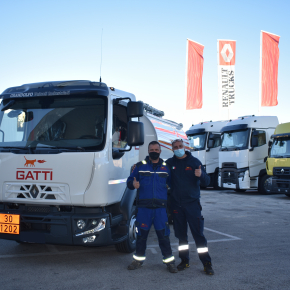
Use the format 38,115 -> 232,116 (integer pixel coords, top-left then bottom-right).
259,31 -> 262,116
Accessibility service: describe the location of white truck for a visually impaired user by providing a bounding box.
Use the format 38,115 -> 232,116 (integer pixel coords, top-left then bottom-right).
186,121 -> 228,189
218,115 -> 279,193
0,80 -> 188,252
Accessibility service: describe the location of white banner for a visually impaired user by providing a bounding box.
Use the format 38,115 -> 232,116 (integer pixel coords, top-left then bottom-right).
218,40 -> 236,109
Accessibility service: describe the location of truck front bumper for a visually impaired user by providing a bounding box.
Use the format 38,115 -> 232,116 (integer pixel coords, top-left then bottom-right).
269,177 -> 290,194
0,204 -> 123,246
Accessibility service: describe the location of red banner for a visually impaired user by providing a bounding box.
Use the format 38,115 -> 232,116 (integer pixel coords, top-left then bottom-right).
261,31 -> 280,107
186,39 -> 204,110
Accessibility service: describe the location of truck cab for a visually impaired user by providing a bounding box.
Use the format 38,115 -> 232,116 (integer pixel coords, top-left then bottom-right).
0,80 -> 144,252
186,120 -> 228,189
218,115 -> 278,193
266,122 -> 290,197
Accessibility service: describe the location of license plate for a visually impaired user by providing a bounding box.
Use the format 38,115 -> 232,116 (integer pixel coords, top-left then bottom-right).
0,214 -> 20,235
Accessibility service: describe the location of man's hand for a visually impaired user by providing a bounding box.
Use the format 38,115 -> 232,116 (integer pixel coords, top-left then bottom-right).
195,165 -> 202,177
131,164 -> 137,173
133,177 -> 140,189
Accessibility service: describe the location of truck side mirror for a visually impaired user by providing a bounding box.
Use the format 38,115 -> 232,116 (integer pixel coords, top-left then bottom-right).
127,121 -> 144,146
268,140 -> 273,147
251,136 -> 258,147
127,102 -> 144,118
208,139 -> 214,148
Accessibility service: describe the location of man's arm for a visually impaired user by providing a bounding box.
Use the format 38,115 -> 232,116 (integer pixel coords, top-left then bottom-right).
127,165 -> 140,190
197,161 -> 210,187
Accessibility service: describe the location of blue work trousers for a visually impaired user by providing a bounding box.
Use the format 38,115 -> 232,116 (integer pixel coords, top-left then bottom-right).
135,207 -> 173,262
172,200 -> 211,265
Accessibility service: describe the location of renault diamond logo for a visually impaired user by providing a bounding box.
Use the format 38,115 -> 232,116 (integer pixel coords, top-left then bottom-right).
221,44 -> 234,63
29,184 -> 39,198
228,172 -> 231,177
281,169 -> 284,173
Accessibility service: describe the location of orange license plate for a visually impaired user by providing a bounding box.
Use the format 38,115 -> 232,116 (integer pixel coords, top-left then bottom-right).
0,214 -> 20,235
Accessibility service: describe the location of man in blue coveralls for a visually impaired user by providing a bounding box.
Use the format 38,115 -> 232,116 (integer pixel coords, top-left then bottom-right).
166,139 -> 214,275
127,141 -> 178,273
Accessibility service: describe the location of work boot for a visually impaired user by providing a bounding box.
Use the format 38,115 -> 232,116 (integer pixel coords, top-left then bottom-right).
177,259 -> 190,271
166,262 -> 178,273
127,260 -> 143,270
203,262 -> 214,275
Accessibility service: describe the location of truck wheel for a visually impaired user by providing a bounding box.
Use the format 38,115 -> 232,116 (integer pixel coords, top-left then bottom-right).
115,207 -> 137,253
213,172 -> 220,190
285,194 -> 290,197
258,175 -> 272,195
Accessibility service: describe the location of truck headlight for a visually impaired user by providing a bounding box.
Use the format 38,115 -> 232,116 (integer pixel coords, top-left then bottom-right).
77,219 -> 86,229
75,218 -> 106,237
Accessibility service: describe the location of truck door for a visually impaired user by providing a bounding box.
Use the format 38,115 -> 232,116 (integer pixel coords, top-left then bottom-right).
206,133 -> 221,174
248,129 -> 267,177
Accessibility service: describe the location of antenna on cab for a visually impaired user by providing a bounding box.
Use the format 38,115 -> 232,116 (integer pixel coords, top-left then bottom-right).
99,28 -> 103,83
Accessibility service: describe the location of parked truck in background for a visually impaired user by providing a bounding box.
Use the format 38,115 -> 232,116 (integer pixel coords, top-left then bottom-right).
0,80 -> 188,252
266,122 -> 290,197
186,120 -> 228,189
218,115 -> 279,193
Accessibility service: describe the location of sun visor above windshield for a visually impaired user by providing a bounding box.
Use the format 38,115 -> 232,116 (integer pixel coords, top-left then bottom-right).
271,133 -> 290,139
221,124 -> 248,133
0,80 -> 109,100
186,128 -> 205,135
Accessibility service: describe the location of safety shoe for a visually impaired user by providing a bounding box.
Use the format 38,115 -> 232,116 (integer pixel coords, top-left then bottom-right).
127,260 -> 143,270
203,262 -> 214,275
177,259 -> 190,271
166,263 -> 178,273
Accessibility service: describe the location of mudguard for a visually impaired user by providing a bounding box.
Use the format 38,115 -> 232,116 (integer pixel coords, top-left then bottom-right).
119,187 -> 137,221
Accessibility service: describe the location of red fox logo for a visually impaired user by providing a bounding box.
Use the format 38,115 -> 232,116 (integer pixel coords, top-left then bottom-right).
24,157 -> 37,167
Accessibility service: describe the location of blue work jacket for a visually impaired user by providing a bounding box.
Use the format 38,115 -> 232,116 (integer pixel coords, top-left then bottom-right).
127,156 -> 171,208
166,151 -> 210,205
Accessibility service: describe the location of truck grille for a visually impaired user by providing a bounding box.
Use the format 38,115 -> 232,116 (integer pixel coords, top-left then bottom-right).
273,167 -> 290,176
223,171 -> 236,184
4,183 -> 69,203
222,162 -> 237,168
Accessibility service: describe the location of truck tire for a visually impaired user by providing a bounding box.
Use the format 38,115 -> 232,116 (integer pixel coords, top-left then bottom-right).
258,175 -> 272,195
213,172 -> 220,190
285,194 -> 290,197
115,206 -> 137,253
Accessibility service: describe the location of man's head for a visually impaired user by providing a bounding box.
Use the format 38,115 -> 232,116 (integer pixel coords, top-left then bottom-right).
148,141 -> 161,162
172,139 -> 186,158
172,139 -> 184,151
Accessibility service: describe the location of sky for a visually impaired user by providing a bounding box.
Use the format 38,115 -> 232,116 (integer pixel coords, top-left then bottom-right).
0,0 -> 289,132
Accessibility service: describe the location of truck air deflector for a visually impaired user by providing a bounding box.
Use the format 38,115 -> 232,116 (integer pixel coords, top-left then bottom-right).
0,81 -> 109,100
186,128 -> 205,135
271,133 -> 290,139
220,124 -> 248,133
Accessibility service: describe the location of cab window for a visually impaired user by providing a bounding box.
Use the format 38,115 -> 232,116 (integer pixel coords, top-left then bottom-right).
112,104 -> 128,148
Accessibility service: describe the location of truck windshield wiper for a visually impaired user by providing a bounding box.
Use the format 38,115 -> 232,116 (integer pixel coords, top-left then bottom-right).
0,146 -> 28,151
220,147 -> 228,151
36,146 -> 86,152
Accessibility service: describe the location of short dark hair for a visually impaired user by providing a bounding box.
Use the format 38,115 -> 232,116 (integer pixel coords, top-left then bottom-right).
171,139 -> 183,147
148,141 -> 160,149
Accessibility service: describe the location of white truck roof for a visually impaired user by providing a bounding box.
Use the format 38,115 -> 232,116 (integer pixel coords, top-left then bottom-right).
186,120 -> 229,135
221,116 -> 279,131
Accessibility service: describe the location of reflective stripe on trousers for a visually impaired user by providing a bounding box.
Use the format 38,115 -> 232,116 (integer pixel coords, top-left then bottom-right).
197,247 -> 208,253
163,255 -> 175,264
178,244 -> 189,251
133,254 -> 146,261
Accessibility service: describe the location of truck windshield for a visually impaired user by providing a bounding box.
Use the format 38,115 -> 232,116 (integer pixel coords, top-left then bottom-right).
270,139 -> 290,158
221,129 -> 250,151
187,133 -> 207,150
0,96 -> 107,152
